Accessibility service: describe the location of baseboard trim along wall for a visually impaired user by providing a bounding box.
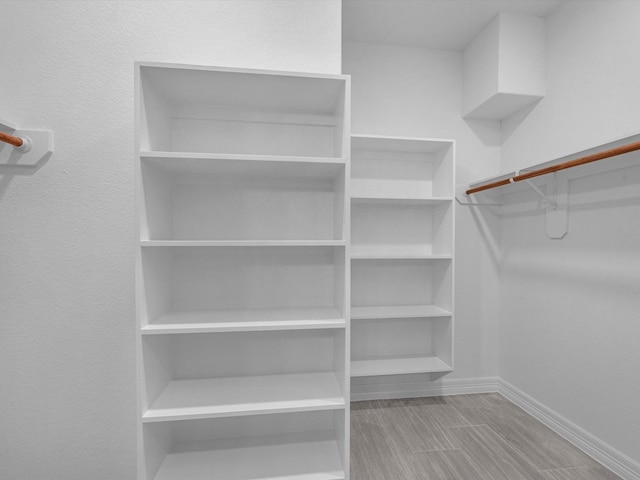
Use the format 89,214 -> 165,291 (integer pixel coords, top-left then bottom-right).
351,376 -> 640,480
351,376 -> 500,401
498,379 -> 640,480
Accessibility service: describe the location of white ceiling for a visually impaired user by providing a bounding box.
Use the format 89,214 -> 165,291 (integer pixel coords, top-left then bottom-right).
343,0 -> 561,50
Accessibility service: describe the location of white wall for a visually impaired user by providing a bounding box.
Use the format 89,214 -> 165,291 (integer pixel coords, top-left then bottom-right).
343,41 -> 502,395
0,2 -> 341,479
502,1 -> 640,170
498,1 -> 640,465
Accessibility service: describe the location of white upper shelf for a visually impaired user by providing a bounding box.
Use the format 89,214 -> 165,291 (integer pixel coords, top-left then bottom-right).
140,152 -> 345,180
141,240 -> 346,248
140,151 -> 346,164
352,134 -> 452,154
139,62 -> 348,116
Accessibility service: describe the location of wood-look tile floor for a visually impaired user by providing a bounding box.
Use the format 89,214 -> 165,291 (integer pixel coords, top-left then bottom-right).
350,393 -> 621,480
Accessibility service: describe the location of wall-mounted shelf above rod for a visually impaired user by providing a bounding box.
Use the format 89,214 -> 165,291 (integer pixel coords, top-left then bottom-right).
456,132 -> 640,239
460,135 -> 640,199
0,119 -> 54,175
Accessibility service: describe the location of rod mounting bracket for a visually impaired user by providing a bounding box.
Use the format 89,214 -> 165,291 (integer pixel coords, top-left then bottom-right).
523,179 -> 558,209
0,119 -> 53,175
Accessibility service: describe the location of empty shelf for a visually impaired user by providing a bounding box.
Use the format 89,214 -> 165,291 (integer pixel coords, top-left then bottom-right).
351,356 -> 452,377
142,307 -> 345,334
141,150 -> 346,164
154,434 -> 345,480
143,372 -> 345,422
141,240 -> 346,248
140,152 -> 345,181
351,245 -> 452,260
351,195 -> 452,205
351,305 -> 452,320
351,134 -> 452,154
350,182 -> 453,203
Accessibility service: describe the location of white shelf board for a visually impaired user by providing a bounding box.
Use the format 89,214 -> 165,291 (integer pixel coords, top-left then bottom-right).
140,150 -> 346,164
141,240 -> 346,248
351,195 -> 452,205
143,372 -> 345,423
139,62 -> 347,117
351,356 -> 452,377
351,183 -> 450,203
351,246 -> 452,260
351,134 -> 452,154
140,152 -> 345,180
155,434 -> 345,480
351,305 -> 452,320
142,307 -> 345,334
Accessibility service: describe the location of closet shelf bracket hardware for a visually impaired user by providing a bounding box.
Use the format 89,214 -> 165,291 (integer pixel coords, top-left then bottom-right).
523,179 -> 557,209
1,119 -> 54,175
0,131 -> 32,152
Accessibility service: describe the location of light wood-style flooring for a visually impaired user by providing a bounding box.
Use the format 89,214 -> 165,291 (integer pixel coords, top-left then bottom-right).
351,393 -> 621,480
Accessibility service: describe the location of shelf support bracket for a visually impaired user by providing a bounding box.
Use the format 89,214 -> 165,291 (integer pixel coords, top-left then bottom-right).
544,172 -> 568,239
0,119 -> 54,175
523,179 -> 558,209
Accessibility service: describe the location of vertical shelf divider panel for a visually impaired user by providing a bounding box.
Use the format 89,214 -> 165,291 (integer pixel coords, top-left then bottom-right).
349,135 -> 455,395
136,62 -> 350,480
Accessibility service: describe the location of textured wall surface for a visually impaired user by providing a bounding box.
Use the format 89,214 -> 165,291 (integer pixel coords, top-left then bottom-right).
0,2 -> 341,479
498,0 -> 640,465
501,1 -> 640,170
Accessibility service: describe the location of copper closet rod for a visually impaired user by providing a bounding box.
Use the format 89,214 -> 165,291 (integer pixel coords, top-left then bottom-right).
0,130 -> 25,148
466,140 -> 640,195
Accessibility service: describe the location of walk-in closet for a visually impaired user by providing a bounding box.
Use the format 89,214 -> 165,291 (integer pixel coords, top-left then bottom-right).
2,2 -> 638,480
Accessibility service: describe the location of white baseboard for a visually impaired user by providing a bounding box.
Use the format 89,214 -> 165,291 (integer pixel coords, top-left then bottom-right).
350,376 -> 500,401
499,379 -> 640,480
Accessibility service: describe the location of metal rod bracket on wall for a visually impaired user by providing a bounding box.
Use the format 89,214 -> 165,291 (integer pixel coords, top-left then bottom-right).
523,179 -> 558,209
545,172 -> 568,239
0,119 -> 54,175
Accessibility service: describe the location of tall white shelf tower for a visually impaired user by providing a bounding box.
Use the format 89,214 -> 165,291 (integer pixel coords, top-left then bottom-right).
349,135 -> 455,385
135,62 -> 351,480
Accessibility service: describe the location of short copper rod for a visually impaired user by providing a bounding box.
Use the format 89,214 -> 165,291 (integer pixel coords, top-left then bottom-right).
466,140 -> 640,195
465,177 -> 512,195
0,131 -> 24,148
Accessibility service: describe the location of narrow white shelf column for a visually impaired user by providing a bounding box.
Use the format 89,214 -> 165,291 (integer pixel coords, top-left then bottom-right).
349,134 -> 455,393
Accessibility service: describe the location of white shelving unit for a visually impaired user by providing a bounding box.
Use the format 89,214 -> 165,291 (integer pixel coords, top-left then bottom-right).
350,134 -> 455,379
136,62 -> 351,480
